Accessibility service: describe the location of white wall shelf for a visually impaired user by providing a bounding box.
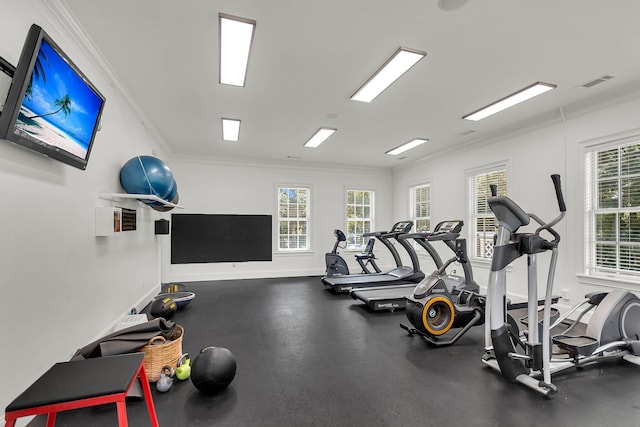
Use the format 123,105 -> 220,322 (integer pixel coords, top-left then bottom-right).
100,191 -> 184,209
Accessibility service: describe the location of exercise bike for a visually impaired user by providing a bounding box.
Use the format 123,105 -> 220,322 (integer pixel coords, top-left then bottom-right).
324,229 -> 381,277
400,220 -> 485,346
482,174 -> 640,398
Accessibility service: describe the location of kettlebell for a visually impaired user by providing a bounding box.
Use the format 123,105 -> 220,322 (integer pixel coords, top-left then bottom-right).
176,353 -> 191,380
156,365 -> 174,392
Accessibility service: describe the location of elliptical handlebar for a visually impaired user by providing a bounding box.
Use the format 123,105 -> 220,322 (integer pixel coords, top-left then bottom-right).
533,175 -> 566,246
551,174 -> 566,213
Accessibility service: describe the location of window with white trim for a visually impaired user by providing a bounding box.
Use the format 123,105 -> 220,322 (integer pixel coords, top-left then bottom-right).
468,166 -> 507,259
411,183 -> 431,232
277,186 -> 309,251
346,189 -> 374,249
585,141 -> 640,277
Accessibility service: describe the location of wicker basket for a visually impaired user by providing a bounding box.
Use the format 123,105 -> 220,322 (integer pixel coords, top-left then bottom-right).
140,325 -> 183,382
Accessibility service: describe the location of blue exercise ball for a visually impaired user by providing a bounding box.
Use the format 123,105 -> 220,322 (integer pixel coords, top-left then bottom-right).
120,156 -> 176,205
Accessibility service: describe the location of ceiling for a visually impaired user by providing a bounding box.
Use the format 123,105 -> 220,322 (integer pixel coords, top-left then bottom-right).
62,0 -> 640,169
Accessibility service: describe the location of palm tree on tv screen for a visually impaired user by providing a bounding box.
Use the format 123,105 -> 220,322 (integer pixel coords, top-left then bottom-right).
27,94 -> 72,120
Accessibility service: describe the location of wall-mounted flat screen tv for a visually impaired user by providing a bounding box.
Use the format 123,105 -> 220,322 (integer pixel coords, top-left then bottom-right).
0,24 -> 105,170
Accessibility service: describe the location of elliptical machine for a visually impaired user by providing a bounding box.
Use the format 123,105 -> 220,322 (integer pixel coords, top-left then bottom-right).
324,229 -> 381,277
482,174 -> 640,398
400,220 -> 485,346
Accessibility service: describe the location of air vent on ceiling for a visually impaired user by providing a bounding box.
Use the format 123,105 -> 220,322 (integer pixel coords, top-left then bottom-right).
582,74 -> 614,88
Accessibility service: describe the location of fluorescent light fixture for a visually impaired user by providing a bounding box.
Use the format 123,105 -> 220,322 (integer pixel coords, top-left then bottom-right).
219,13 -> 256,86
386,138 -> 428,156
222,118 -> 241,141
304,128 -> 337,148
463,82 -> 557,121
351,47 -> 426,103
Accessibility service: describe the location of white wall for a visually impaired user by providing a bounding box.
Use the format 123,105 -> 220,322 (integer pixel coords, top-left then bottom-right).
162,158 -> 395,282
391,90 -> 640,312
0,0 -> 169,416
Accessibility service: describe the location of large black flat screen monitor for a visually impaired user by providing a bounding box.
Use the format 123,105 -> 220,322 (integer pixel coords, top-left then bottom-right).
171,214 -> 272,264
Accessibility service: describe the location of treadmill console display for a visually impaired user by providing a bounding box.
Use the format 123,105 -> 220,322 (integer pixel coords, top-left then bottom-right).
391,221 -> 414,233
434,220 -> 463,234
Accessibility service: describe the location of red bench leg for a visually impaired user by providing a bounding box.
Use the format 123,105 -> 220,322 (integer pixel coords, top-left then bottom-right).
46,412 -> 56,427
137,365 -> 159,427
116,400 -> 128,427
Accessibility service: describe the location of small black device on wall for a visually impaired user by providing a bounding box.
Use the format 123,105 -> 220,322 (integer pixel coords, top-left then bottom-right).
155,219 -> 170,235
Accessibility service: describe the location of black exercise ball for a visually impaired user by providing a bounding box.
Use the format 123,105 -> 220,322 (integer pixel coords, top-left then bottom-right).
190,347 -> 237,394
149,297 -> 177,319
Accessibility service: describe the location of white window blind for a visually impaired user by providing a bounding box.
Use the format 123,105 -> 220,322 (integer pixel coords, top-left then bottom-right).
411,184 -> 431,232
278,186 -> 310,250
585,141 -> 640,277
468,167 -> 507,259
346,189 -> 374,249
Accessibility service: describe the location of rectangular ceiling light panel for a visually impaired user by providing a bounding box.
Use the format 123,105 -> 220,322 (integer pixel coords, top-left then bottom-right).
463,82 -> 556,121
222,118 -> 241,141
351,47 -> 426,103
219,13 -> 256,86
386,138 -> 428,156
304,128 -> 337,148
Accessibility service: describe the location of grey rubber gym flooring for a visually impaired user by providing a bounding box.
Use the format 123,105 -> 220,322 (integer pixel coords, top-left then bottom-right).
27,277 -> 640,426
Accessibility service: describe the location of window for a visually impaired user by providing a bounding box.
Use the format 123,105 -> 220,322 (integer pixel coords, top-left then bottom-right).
346,189 -> 374,249
585,141 -> 640,277
278,186 -> 310,251
411,183 -> 431,232
468,165 -> 507,259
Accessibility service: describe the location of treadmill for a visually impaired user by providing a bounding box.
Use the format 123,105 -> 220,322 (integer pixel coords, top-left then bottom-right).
322,221 -> 425,293
350,220 -> 478,311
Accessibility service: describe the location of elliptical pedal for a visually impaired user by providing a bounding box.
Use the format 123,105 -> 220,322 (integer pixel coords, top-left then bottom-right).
552,335 -> 599,359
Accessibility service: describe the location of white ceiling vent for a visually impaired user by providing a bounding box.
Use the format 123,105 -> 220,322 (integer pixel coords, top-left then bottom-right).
582,75 -> 614,88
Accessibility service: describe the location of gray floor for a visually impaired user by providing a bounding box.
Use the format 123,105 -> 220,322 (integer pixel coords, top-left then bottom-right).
28,277 -> 640,426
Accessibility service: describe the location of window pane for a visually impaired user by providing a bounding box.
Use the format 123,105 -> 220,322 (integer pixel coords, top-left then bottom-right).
364,221 -> 371,234
417,219 -> 430,232
597,148 -> 619,179
621,143 -> 640,176
355,191 -> 363,204
363,206 -> 370,218
621,177 -> 640,208
595,213 -> 616,241
279,221 -> 288,235
364,191 -> 370,204
347,191 -> 354,204
355,206 -> 363,218
279,236 -> 288,249
598,180 -> 619,209
596,243 -> 617,268
619,212 -> 640,243
620,245 -> 640,272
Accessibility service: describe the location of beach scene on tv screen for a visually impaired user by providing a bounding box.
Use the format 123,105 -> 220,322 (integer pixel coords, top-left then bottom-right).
13,39 -> 103,160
